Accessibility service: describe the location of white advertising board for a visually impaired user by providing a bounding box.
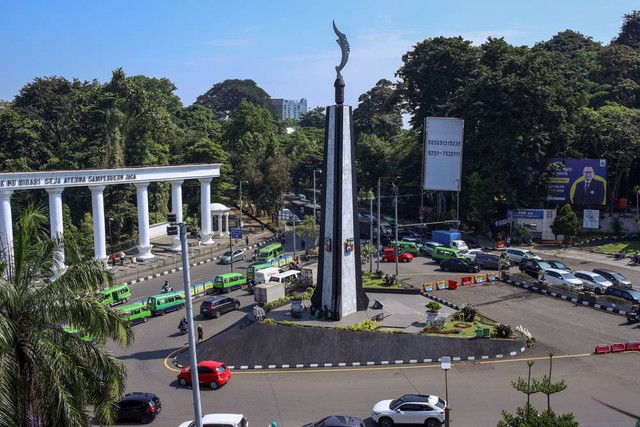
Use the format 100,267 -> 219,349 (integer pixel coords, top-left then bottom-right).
583,209 -> 600,229
423,117 -> 464,191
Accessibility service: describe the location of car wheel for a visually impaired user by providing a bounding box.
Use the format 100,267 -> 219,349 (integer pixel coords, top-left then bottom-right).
234,303 -> 240,310
140,414 -> 152,424
402,258 -> 409,263
122,298 -> 128,304
443,266 -> 449,272
425,418 -> 440,427
143,317 -> 148,323
179,378 -> 187,386
595,288 -> 602,294
379,417 -> 394,427
210,381 -> 219,390
213,310 -> 221,319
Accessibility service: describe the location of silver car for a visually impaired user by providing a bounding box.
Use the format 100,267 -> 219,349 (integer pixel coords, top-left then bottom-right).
218,249 -> 245,264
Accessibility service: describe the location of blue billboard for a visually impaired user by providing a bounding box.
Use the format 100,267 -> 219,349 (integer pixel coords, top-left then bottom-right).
548,158 -> 607,206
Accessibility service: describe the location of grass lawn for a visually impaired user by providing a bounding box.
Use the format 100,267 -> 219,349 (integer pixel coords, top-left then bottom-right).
594,241 -> 640,255
424,315 -> 497,338
362,272 -> 404,289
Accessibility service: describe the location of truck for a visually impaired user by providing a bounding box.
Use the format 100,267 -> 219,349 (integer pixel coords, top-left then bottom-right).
254,282 -> 286,305
432,230 -> 469,252
301,262 -> 318,286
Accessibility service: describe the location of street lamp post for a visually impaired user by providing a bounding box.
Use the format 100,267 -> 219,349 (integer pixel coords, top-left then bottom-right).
313,169 -> 322,224
239,180 -> 248,229
454,179 -> 460,228
370,192 -> 373,273
441,356 -> 451,427
377,176 -> 399,273
392,180 -> 399,278
108,217 -> 114,247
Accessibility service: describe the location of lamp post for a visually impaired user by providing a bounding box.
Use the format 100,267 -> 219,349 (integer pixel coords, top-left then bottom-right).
313,169 -> 322,224
239,180 -> 248,229
441,356 -> 451,427
392,180 -> 399,278
377,176 -> 399,273
454,178 -> 460,228
370,191 -> 374,273
108,217 -> 114,247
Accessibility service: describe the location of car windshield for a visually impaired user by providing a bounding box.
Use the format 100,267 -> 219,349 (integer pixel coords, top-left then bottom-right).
561,273 -> 576,280
524,251 -> 537,258
222,251 -> 232,257
538,262 -> 552,269
552,261 -> 567,269
610,272 -> 626,281
215,365 -> 227,374
628,290 -> 640,298
389,397 -> 406,410
594,276 -> 608,283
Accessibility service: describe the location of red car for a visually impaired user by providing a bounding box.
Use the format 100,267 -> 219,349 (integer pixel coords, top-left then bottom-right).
177,360 -> 231,389
382,248 -> 413,263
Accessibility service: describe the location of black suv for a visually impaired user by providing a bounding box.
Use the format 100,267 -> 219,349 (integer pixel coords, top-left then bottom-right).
605,287 -> 640,305
200,296 -> 240,318
519,259 -> 553,278
116,392 -> 161,424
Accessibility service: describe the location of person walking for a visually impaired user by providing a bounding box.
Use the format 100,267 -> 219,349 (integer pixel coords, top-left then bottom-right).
111,252 -> 116,266
197,324 -> 203,342
245,236 -> 249,246
119,250 -> 125,266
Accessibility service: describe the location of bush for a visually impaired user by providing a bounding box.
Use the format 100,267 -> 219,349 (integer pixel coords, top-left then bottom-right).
425,301 -> 441,312
384,274 -> 398,287
339,319 -> 381,331
461,304 -> 478,321
494,323 -> 513,338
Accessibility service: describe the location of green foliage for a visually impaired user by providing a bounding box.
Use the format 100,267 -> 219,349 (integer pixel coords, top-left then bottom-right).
76,211 -> 95,256
494,323 -> 513,338
498,404 -> 579,427
353,79 -> 402,140
339,318 -> 381,331
195,78 -> 277,119
360,243 -> 376,266
550,204 -> 580,241
296,216 -> 319,244
425,301 -> 441,312
383,274 -> 399,287
299,106 -> 325,128
460,304 -> 478,321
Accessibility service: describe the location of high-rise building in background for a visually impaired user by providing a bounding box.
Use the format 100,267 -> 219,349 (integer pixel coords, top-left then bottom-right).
272,98 -> 307,119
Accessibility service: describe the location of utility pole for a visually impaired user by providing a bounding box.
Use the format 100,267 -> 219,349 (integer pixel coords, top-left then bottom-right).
393,181 -> 399,278
369,192 -> 373,273
377,178 -> 381,273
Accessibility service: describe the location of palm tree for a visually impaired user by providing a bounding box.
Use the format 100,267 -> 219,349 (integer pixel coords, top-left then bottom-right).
0,204 -> 133,426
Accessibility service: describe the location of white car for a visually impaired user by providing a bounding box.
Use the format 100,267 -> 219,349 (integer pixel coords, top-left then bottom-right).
178,413 -> 248,427
543,268 -> 584,290
504,248 -> 542,264
573,271 -> 613,294
423,242 -> 444,256
461,249 -> 487,261
219,249 -> 245,264
372,394 -> 446,427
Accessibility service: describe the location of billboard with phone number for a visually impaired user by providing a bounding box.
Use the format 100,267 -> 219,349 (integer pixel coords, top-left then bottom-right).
548,158 -> 608,206
423,117 -> 464,191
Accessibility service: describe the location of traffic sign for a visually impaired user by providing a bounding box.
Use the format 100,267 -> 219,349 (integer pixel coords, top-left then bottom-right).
231,229 -> 243,239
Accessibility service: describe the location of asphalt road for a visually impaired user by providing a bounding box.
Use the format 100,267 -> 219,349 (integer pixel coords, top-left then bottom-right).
107,243 -> 640,427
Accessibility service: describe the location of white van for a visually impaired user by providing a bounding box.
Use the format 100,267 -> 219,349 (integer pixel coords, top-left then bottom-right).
255,267 -> 283,284
451,240 -> 469,252
269,269 -> 302,284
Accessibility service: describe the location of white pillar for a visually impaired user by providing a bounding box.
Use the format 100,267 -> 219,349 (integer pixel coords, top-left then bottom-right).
46,187 -> 66,275
218,213 -> 223,236
225,212 -> 229,235
199,178 -> 213,244
135,182 -> 154,260
89,185 -> 108,261
170,180 -> 184,252
0,189 -> 14,277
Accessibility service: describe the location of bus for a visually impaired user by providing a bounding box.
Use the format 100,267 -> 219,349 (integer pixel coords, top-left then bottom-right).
257,243 -> 284,262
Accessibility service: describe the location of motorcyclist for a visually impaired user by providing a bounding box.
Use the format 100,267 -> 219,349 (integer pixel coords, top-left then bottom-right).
633,252 -> 640,264
162,281 -> 172,293
178,317 -> 187,334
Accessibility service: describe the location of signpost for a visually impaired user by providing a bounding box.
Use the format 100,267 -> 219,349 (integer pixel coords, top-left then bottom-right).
441,356 -> 451,427
229,229 -> 242,273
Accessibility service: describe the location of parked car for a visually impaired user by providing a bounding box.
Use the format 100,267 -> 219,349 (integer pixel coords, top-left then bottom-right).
399,237 -> 425,253
573,271 -> 613,294
440,258 -> 481,273
423,241 -> 444,256
178,413 -> 248,427
475,253 -> 510,270
303,415 -> 365,427
542,268 -> 584,290
371,394 -> 446,427
219,249 -> 245,264
545,260 -> 571,272
460,249 -> 487,261
116,392 -> 162,424
592,269 -> 633,289
200,296 -> 240,318
605,287 -> 640,305
177,360 -> 231,389
519,259 -> 553,278
381,248 -> 413,263
504,248 -> 542,264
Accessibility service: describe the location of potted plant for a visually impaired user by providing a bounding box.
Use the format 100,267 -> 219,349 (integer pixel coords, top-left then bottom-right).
425,301 -> 441,325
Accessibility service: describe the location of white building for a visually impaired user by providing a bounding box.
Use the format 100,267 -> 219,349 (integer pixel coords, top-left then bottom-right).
272,98 -> 307,120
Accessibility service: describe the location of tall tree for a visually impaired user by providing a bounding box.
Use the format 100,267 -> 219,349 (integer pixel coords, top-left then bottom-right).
299,106 -> 326,129
353,79 -> 403,140
613,10 -> 640,50
0,204 -> 133,426
195,79 -> 277,119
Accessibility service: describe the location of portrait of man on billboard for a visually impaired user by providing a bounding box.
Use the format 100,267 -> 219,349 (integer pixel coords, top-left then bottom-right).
570,164 -> 606,205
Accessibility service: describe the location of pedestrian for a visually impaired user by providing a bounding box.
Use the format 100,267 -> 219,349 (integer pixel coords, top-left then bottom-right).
245,236 -> 249,246
505,236 -> 511,247
301,239 -> 306,250
197,324 -> 203,342
111,252 -> 116,266
119,250 -> 125,266
261,224 -> 265,232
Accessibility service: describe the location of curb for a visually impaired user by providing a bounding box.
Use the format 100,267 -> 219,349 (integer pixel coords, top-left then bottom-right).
502,276 -> 631,316
120,236 -> 277,287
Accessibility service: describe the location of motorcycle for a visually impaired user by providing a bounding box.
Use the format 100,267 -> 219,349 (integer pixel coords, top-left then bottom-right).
178,318 -> 188,335
246,280 -> 256,295
626,308 -> 639,324
161,282 -> 173,293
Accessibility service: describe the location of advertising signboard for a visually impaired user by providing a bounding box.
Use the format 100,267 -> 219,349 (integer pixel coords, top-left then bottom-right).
423,117 -> 464,191
583,209 -> 600,229
548,158 -> 608,205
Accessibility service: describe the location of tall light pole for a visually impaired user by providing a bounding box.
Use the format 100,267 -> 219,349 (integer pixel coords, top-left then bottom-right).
313,169 -> 322,224
454,178 -> 460,228
167,217 -> 202,427
441,356 -> 451,427
392,180 -> 399,278
377,176 -> 399,273
239,180 -> 248,229
108,217 -> 114,246
370,191 -> 374,273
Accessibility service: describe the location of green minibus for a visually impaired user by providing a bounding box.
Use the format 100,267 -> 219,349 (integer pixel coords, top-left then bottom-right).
118,302 -> 151,325
246,255 -> 294,281
389,240 -> 420,255
98,283 -> 132,306
213,272 -> 246,293
431,247 -> 462,261
146,292 -> 185,316
257,243 -> 284,262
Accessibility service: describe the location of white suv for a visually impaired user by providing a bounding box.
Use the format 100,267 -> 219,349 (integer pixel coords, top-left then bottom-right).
372,394 -> 446,427
179,414 -> 248,427
573,271 -> 613,294
504,248 -> 542,264
543,268 -> 584,290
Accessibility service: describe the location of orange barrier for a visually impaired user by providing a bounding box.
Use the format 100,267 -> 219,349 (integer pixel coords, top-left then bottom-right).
422,282 -> 434,293
626,341 -> 640,351
611,342 -> 626,353
486,273 -> 496,282
461,276 -> 473,286
446,280 -> 457,290
474,274 -> 485,284
595,344 -> 610,354
496,240 -> 505,248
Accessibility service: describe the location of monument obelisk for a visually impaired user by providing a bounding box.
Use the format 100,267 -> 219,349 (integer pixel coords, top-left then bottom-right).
310,22 -> 369,320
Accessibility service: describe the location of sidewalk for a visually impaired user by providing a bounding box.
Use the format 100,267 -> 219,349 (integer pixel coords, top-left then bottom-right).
108,209 -> 275,285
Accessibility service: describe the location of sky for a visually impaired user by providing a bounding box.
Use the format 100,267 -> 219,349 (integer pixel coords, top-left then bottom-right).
1,1 -> 638,111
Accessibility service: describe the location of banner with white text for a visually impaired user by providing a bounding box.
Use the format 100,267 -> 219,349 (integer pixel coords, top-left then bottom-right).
423,117 -> 464,191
